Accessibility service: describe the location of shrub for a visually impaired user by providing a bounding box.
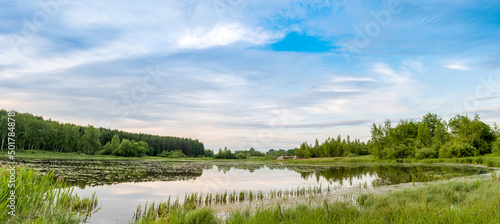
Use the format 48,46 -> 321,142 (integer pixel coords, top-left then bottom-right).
159,150 -> 187,158
415,147 -> 438,159
493,139 -> 500,155
439,140 -> 478,158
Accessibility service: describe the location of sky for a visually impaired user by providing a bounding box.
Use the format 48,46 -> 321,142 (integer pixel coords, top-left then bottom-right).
1,0 -> 500,151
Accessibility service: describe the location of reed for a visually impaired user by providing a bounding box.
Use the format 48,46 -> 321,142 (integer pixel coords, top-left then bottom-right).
0,166 -> 100,223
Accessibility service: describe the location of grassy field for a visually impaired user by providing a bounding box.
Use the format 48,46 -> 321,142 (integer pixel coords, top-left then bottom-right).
130,174 -> 500,223
0,166 -> 100,223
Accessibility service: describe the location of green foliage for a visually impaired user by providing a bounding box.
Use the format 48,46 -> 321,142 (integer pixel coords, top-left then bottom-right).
415,147 -> 438,159
366,113 -> 497,160
448,114 -> 496,154
82,125 -> 101,155
493,139 -> 500,155
214,147 -> 239,159
416,122 -> 432,146
159,150 -> 187,158
0,166 -> 99,223
100,143 -> 114,155
266,148 -> 295,158
236,153 -> 248,159
439,139 -> 478,158
112,139 -> 149,157
295,135 -> 368,159
234,147 -> 266,158
203,149 -> 214,157
0,109 -> 204,157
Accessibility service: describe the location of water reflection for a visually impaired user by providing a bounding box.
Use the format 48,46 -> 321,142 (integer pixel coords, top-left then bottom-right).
295,165 -> 488,187
17,160 -> 489,224
19,160 -> 489,188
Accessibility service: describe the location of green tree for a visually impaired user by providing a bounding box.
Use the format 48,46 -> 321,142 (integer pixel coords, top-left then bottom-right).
0,115 -> 7,152
370,123 -> 385,159
416,122 -> 432,146
204,149 -> 214,157
115,139 -> 132,157
102,134 -> 120,155
82,125 -> 101,155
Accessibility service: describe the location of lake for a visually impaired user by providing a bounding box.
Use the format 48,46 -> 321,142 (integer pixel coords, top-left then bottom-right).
19,160 -> 490,224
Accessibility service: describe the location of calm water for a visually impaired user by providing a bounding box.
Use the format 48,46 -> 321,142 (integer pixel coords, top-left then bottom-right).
20,160 -> 490,224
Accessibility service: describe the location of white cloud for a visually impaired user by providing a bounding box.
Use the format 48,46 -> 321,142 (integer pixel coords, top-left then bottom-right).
445,62 -> 470,71
330,77 -> 376,82
372,63 -> 411,84
177,23 -> 279,49
195,73 -> 248,86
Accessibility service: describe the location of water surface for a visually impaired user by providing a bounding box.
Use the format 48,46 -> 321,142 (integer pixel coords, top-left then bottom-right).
20,160 -> 490,224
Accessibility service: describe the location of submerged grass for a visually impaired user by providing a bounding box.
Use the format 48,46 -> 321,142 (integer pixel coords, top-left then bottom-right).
0,166 -> 100,224
132,177 -> 500,224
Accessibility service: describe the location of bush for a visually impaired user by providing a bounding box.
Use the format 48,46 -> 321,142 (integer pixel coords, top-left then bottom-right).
439,140 -> 478,158
415,147 -> 438,159
159,150 -> 187,158
100,143 -> 114,155
214,147 -> 237,159
112,139 -> 149,157
493,139 -> 500,155
235,153 -> 247,159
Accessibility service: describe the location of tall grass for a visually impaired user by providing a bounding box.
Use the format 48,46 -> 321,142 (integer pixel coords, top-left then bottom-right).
419,155 -> 500,167
132,198 -> 217,224
0,166 -> 100,223
132,178 -> 500,223
227,178 -> 500,223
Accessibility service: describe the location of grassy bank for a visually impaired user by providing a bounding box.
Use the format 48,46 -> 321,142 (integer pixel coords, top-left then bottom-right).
281,154 -> 500,168
132,175 -> 500,224
0,150 -> 274,162
0,166 -> 100,223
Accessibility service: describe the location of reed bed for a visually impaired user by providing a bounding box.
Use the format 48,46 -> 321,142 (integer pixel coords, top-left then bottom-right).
132,177 -> 500,223
0,166 -> 100,224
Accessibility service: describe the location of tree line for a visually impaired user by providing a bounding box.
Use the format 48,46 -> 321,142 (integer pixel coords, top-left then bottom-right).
295,135 -> 369,159
0,110 -> 204,157
2,110 -> 498,160
295,113 -> 500,159
370,113 -> 498,159
211,147 -> 266,159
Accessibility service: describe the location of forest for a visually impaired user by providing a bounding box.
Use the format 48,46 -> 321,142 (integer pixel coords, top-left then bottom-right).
0,110 -> 205,157
295,113 -> 500,159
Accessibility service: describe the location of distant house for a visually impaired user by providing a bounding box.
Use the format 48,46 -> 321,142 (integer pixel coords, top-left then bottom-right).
276,156 -> 296,160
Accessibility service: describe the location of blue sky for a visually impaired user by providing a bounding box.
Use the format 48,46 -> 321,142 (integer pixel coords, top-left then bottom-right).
1,0 -> 500,151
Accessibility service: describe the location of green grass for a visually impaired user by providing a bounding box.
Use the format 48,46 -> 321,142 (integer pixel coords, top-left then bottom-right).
0,166 -> 100,223
132,177 -> 500,223
282,154 -> 500,168
281,155 -> 380,165
417,155 -> 500,168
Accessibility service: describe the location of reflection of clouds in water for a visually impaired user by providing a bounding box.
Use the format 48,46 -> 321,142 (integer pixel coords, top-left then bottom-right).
72,164 -> 488,224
